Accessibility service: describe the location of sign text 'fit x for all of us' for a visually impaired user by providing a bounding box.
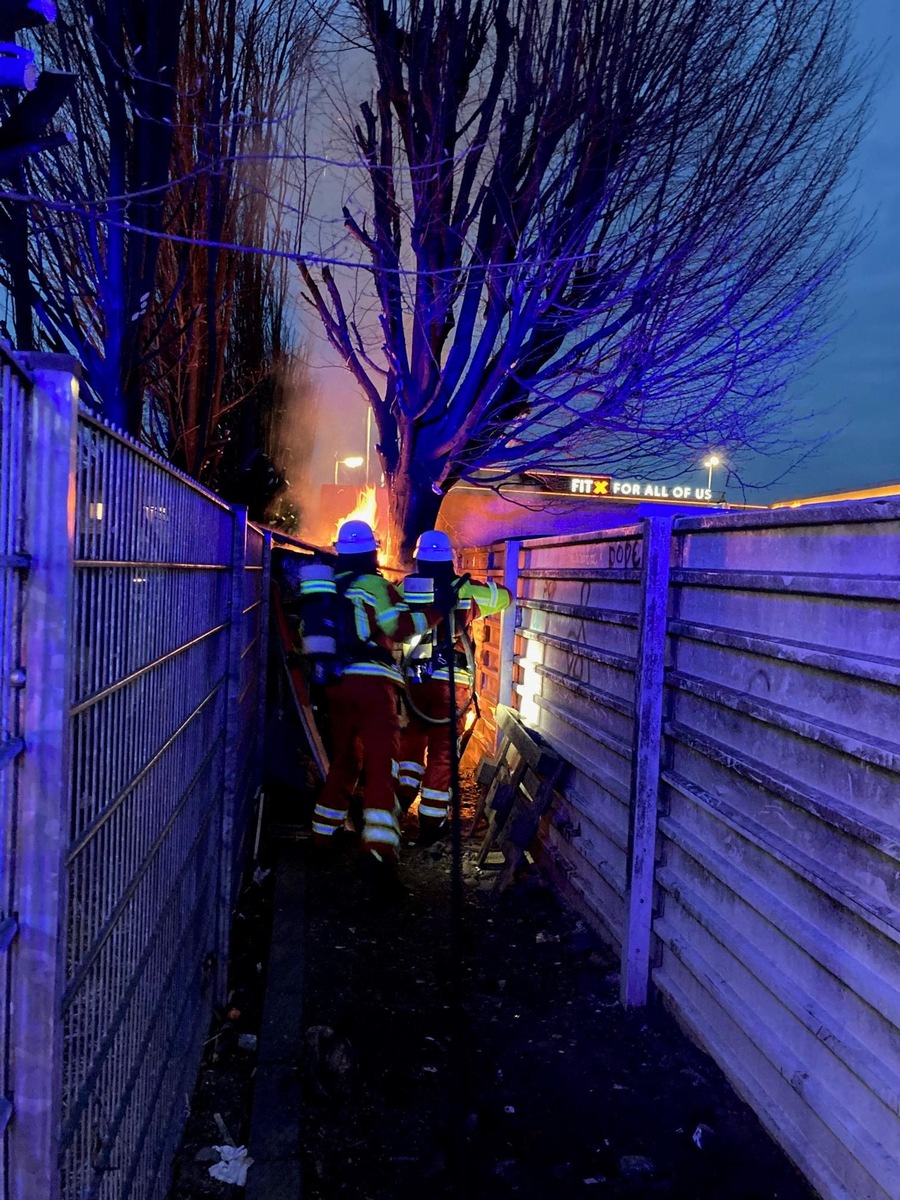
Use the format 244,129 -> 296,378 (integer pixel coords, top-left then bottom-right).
566,476 -> 714,502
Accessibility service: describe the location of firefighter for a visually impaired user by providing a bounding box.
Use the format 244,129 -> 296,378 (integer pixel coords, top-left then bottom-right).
399,530 -> 512,843
303,519 -> 441,889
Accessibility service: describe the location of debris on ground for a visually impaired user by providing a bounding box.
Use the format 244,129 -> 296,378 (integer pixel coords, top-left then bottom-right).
294,768 -> 816,1200
167,871 -> 273,1198
169,764 -> 816,1200
207,1144 -> 254,1186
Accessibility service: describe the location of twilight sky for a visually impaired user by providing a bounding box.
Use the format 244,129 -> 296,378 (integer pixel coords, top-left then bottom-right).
725,0 -> 900,501
300,0 -> 900,508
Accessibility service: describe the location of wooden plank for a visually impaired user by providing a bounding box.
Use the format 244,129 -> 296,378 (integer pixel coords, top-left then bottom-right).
668,618 -> 900,689
497,540 -> 520,712
473,702 -> 565,884
476,755 -> 529,866
495,755 -> 565,892
517,525 -> 643,551
496,704 -> 558,772
468,730 -> 520,837
271,584 -> 329,781
519,597 -> 639,626
671,567 -> 900,602
620,516 -> 672,1008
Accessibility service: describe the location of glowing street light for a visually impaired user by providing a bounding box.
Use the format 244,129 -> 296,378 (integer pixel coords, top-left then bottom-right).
334,454 -> 364,484
702,453 -> 722,493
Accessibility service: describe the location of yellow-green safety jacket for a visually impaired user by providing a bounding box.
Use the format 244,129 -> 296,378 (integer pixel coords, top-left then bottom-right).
336,571 -> 439,684
400,577 -> 512,685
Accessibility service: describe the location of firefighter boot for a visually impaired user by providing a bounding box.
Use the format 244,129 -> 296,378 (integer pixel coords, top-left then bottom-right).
360,851 -> 409,905
312,825 -> 359,857
416,816 -> 449,848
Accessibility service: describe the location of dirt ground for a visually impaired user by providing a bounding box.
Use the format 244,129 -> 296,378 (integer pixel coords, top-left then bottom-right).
167,855 -> 273,1198
169,762 -> 816,1200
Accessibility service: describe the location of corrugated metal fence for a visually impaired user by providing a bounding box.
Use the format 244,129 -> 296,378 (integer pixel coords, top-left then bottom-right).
0,348 -> 270,1200
461,504 -> 900,1200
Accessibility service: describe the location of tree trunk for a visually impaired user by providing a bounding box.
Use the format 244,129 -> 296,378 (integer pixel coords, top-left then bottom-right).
387,472 -> 443,570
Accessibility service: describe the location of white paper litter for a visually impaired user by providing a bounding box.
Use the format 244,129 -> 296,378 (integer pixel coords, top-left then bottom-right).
208,1144 -> 254,1186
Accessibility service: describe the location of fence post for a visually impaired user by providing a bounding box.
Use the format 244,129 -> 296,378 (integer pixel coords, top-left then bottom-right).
219,506 -> 248,1003
620,516 -> 672,1009
255,530 -> 272,795
496,539 -> 521,712
10,360 -> 78,1200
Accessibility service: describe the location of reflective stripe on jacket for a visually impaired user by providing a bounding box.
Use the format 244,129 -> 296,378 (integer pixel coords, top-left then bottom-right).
400,576 -> 512,683
341,571 -> 437,683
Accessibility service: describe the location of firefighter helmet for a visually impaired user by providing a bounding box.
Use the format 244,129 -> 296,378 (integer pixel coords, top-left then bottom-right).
335,519 -> 377,554
414,529 -> 454,562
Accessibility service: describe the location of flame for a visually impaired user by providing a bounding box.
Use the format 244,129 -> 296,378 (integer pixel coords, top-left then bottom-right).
333,485 -> 382,554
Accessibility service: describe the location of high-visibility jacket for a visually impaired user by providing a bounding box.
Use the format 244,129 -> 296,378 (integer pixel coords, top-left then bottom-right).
335,570 -> 438,685
400,577 -> 512,686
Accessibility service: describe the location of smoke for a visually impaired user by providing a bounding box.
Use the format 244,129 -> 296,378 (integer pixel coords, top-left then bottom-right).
265,353 -> 320,536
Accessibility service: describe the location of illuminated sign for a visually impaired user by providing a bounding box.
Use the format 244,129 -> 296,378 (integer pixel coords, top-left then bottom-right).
541,474 -> 713,502
568,475 -> 611,495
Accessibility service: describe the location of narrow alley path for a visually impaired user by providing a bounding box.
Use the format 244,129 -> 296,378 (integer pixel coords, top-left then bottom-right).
220,774 -> 818,1200
289,777 -> 816,1200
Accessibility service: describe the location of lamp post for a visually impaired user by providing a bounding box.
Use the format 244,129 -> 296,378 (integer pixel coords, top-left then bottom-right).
364,407 -> 372,486
334,454 -> 364,485
702,453 -> 722,493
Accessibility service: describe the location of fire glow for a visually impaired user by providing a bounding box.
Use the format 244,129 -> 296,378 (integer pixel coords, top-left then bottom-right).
333,485 -> 378,541
333,485 -> 387,561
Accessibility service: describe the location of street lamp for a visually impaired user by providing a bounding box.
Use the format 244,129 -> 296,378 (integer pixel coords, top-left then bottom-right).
334,454 -> 364,485
364,406 -> 372,486
702,453 -> 722,493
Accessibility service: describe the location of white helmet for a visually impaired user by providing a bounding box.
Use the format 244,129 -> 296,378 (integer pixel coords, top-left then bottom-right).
335,519 -> 377,554
415,529 -> 454,562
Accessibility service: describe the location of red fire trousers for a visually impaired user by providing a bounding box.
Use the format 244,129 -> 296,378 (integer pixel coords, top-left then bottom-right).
398,679 -> 470,833
312,674 -> 401,863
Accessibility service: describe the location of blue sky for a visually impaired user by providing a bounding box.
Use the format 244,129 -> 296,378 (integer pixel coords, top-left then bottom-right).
303,0 -> 900,506
746,0 -> 900,500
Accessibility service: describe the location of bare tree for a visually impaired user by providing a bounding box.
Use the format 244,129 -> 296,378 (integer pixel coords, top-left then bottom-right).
4,0 -> 187,430
148,0 -> 316,483
298,0 -> 867,560
2,0 -> 319,478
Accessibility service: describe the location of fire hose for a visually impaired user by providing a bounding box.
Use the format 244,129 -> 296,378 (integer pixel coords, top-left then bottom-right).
401,624 -> 481,756
434,580 -> 468,1197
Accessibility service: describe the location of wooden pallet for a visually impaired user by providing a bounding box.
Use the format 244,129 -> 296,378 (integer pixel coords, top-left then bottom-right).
271,583 -> 329,781
473,705 -> 564,891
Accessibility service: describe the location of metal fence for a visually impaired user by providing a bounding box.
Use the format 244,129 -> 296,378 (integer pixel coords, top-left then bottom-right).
463,506 -> 900,1200
0,348 -> 270,1200
0,353 -> 29,1180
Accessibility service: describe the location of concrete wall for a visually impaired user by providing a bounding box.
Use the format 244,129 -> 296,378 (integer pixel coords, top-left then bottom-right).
461,499 -> 900,1200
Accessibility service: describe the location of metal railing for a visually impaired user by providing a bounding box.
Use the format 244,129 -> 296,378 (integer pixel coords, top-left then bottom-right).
0,348 -> 270,1200
0,350 -> 29,1182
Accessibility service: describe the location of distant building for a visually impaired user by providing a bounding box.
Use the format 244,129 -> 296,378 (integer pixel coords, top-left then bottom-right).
771,483 -> 900,508
438,470 -> 765,546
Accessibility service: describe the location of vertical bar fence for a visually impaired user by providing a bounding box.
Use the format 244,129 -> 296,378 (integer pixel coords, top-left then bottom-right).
0,348 -> 272,1200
